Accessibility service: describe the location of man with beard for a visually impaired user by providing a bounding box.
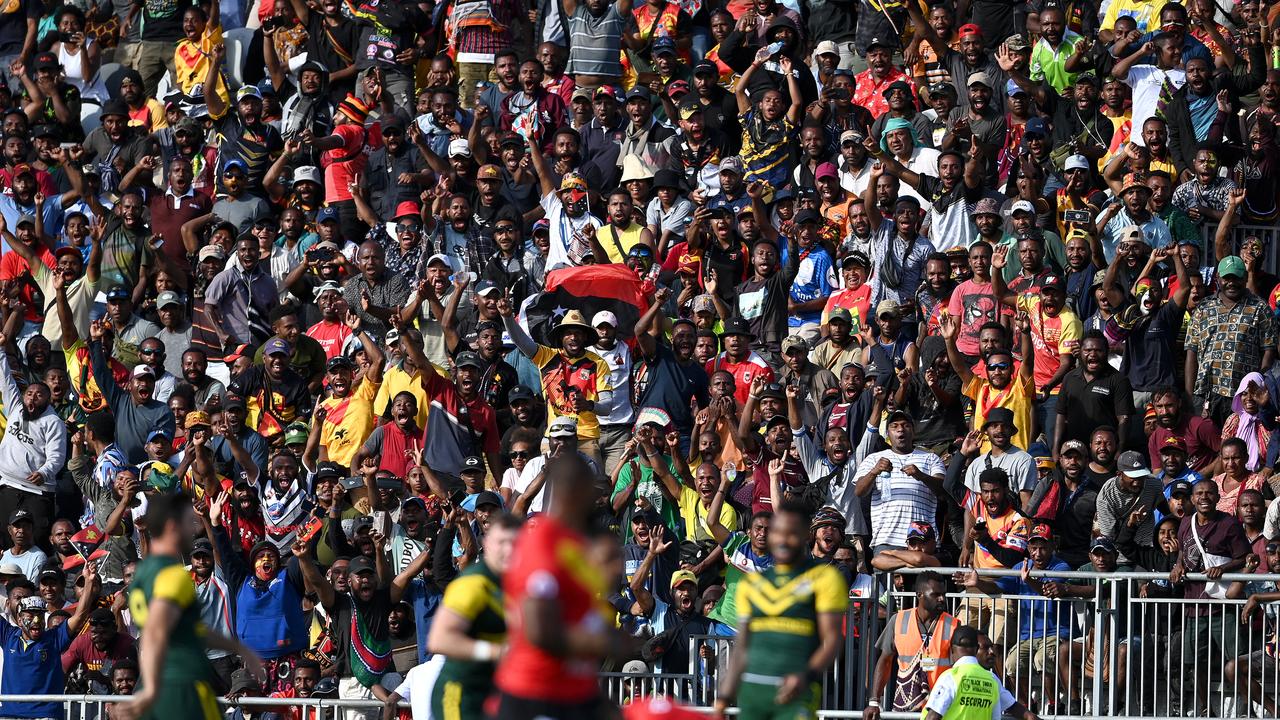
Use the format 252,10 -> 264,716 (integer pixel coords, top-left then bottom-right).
868,81 -> 931,153
1185,255 -> 1277,425
863,572 -> 957,720
99,284 -> 160,368
276,61 -> 334,142
790,381 -> 874,544
954,407 -> 1036,510
813,303 -> 863,373
211,160 -> 271,234
80,99 -> 151,198
862,164 -> 936,314
780,337 -> 839,428
208,394 -> 269,479
128,155 -> 211,273
62,604 -> 135,693
1050,73 -> 1114,162
137,338 -> 178,404
0,564 -> 97,717
1168,55 -> 1264,173
229,338 -> 313,445
85,322 -> 172,465
179,349 -> 225,408
635,296 -> 710,451
253,306 -> 327,394
664,102 -> 731,193
343,240 -> 410,342
529,152 -> 601,269
577,86 -> 626,189
942,72 -> 1006,180
1055,331 -> 1134,451
1094,449 -> 1164,558
481,209 -> 535,306
499,60 -> 567,155
251,448 -> 314,551
9,218 -> 98,349
305,282 -> 354,361
207,85 -> 286,195
1101,245 -> 1187,405
1147,387 -> 1220,473
942,311 -> 1035,452
588,189 -> 652,264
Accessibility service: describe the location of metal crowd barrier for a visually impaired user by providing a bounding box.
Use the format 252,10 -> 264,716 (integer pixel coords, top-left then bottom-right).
601,566 -> 1280,718
1202,222 -> 1280,272
10,566 -> 1280,720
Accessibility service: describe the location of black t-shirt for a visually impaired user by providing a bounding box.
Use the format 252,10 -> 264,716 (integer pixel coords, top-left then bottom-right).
304,13 -> 364,83
1057,367 -> 1136,446
1121,300 -> 1184,392
632,342 -> 709,435
135,0 -> 193,41
331,587 -> 394,676
904,371 -> 965,448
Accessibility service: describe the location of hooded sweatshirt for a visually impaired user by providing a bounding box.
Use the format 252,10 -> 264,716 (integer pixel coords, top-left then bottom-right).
0,349 -> 66,494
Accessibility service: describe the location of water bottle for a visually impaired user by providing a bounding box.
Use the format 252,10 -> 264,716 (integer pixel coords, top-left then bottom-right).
764,41 -> 784,57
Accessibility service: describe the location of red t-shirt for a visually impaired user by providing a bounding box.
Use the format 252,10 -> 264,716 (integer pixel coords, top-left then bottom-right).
496,516 -> 608,704
705,352 -> 775,406
306,320 -> 353,360
322,123 -> 368,204
1148,415 -> 1222,472
60,628 -> 136,673
0,246 -> 55,323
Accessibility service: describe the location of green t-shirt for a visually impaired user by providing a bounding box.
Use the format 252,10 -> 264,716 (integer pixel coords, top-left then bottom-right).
611,455 -> 681,542
708,531 -> 773,628
128,555 -> 214,684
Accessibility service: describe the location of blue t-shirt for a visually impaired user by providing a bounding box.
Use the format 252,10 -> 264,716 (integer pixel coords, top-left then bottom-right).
404,578 -> 443,665
783,244 -> 837,328
996,558 -> 1075,642
0,620 -> 71,719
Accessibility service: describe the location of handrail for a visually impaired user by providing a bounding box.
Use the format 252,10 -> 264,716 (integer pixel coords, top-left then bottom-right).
888,564 -> 1280,583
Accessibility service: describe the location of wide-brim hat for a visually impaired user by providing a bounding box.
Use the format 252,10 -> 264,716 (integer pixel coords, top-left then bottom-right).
548,309 -> 599,346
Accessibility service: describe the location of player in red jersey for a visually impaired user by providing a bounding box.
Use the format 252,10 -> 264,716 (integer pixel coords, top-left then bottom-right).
491,453 -> 634,720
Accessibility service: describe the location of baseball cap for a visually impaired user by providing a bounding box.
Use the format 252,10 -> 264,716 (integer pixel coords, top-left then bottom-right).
1064,154 -> 1091,171
595,85 -> 624,102
876,300 -> 901,319
33,52 -> 59,71
718,156 -> 744,175
693,60 -> 717,76
8,509 -> 32,525
184,410 -> 212,429
720,317 -> 753,337
1059,439 -> 1086,457
284,422 -> 309,445
38,566 -> 65,583
839,129 -> 865,145
781,335 -> 809,354
473,490 -> 503,510
105,284 -> 131,301
592,310 -> 619,328
625,86 -> 653,103
476,164 -> 502,181
815,162 -> 839,182
794,208 -> 822,225
1005,33 -> 1030,52
1120,173 -> 1148,195
1089,536 -> 1117,554
1168,479 -> 1193,498
670,569 -> 699,591
1118,450 -> 1152,478
146,428 -> 171,444
236,85 -> 263,102
1042,274 -> 1066,294
827,307 -> 854,325
192,538 -> 214,556
473,280 -> 501,298
313,280 -> 343,299
393,201 -> 421,219
316,206 -> 341,224
1028,522 -> 1054,542
841,251 -> 870,269
1006,79 -> 1028,97
1218,255 -> 1246,279
548,416 -> 578,438
928,81 -> 957,97
461,455 -> 485,474
447,138 -> 472,158
814,40 -> 840,57
348,556 -> 376,576
1159,436 -> 1189,455
967,71 -> 994,88
454,351 -> 485,369
866,37 -> 892,51
907,521 -> 936,542
156,291 -> 183,310
0,563 -> 22,576
131,365 -> 155,379
263,337 -> 291,356
885,408 -> 914,426
882,79 -> 912,97
1010,199 -> 1036,215
957,23 -> 982,37
222,393 -> 247,410
17,597 -> 47,614
1024,117 -> 1049,137
758,383 -> 786,402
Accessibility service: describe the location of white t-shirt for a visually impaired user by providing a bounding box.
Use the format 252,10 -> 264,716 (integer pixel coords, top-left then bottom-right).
590,342 -> 634,426
540,192 -> 602,269
392,655 -> 446,720
0,546 -> 47,583
1126,65 -> 1186,146
503,451 -> 602,514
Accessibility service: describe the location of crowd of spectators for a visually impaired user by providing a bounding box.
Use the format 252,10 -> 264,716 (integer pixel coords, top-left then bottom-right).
0,0 -> 1279,715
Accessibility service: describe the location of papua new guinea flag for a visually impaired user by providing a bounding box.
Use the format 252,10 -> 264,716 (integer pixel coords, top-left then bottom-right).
523,264 -> 650,346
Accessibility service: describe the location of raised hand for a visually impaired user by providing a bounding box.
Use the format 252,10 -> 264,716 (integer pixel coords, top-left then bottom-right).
991,245 -> 1009,270
344,309 -> 362,332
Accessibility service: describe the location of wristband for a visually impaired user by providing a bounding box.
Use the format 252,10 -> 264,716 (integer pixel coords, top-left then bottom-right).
867,700 -> 881,707
472,640 -> 496,662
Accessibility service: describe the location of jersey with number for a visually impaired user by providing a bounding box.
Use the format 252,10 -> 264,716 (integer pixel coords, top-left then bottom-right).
436,561 -> 507,688
736,557 -> 848,679
129,555 -> 214,684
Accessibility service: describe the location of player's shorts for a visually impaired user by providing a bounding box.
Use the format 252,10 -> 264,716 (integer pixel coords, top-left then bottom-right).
737,678 -> 820,720
145,679 -> 221,720
487,692 -> 613,720
431,677 -> 487,720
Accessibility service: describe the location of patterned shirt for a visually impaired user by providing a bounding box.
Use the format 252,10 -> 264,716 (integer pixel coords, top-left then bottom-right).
1171,176 -> 1237,216
1186,292 -> 1277,399
852,67 -> 913,118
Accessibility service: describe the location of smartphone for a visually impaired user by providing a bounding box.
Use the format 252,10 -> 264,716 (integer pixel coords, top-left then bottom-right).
373,510 -> 391,537
1063,209 -> 1091,223
59,142 -> 76,150
448,489 -> 467,507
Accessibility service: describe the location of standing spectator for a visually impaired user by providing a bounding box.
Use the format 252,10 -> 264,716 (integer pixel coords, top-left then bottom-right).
87,322 -> 176,464
1095,450 -> 1164,564
1185,255 -> 1277,426
1054,331 -> 1134,450
1148,387 -> 1221,473
854,407 -> 945,552
206,235 -> 280,348
0,332 -> 65,544
864,572 -> 958,718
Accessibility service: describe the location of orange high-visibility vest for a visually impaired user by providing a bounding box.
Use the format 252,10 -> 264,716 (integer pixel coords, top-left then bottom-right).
893,610 -> 961,687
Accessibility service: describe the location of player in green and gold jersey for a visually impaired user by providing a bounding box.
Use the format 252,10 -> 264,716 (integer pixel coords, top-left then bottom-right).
426,512 -> 521,720
714,487 -> 849,720
117,493 -> 266,720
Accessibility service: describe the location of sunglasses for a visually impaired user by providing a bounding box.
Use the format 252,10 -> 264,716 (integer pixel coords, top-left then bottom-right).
396,222 -> 421,232
1269,544 -> 1280,553
140,348 -> 163,356
382,127 -> 404,136
841,141 -> 858,148
509,450 -> 531,460
987,362 -> 1011,370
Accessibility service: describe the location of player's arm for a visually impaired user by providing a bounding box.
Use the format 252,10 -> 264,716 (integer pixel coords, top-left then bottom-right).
427,585 -> 499,661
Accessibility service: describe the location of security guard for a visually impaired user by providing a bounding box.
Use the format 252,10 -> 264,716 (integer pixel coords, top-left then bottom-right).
922,626 -> 1039,720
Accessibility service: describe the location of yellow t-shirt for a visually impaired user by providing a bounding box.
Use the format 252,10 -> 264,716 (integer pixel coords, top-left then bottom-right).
678,485 -> 738,544
1015,294 -> 1083,395
1100,0 -> 1160,32
174,23 -> 230,114
320,379 -> 382,468
964,373 -> 1035,454
374,365 -> 436,430
597,223 -> 648,264
531,346 -> 613,439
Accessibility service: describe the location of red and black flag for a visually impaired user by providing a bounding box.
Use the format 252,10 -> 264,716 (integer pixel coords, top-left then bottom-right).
521,264 -> 651,346
62,526 -> 108,571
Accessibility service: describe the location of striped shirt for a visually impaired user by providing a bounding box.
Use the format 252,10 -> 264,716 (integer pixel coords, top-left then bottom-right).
855,448 -> 944,548
566,3 -> 625,78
